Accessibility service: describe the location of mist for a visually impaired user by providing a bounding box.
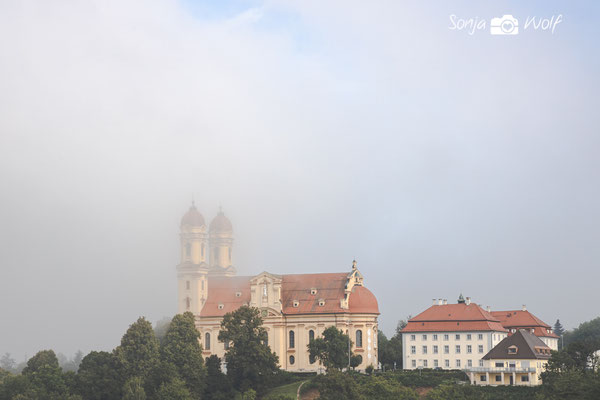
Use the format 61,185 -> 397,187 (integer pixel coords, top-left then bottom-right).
1,0 -> 599,361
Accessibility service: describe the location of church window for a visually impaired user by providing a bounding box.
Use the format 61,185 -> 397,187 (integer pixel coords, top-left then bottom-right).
289,330 -> 295,349
356,330 -> 363,347
214,248 -> 219,262
289,355 -> 295,365
186,281 -> 190,290
201,280 -> 204,290
186,297 -> 190,310
205,332 -> 211,350
224,340 -> 230,350
229,247 -> 232,261
309,330 -> 315,342
185,243 -> 191,257
201,244 -> 205,257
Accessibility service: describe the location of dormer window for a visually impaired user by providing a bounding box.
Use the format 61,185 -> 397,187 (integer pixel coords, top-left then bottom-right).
318,299 -> 325,307
235,292 -> 242,297
508,345 -> 518,354
293,300 -> 299,308
218,304 -> 224,310
310,288 -> 317,295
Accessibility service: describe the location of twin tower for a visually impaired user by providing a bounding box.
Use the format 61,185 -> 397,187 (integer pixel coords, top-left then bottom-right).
176,203 -> 236,313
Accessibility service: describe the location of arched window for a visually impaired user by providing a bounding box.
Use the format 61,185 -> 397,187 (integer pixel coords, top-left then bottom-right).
309,329 -> 316,364
185,243 -> 191,257
201,244 -> 205,258
186,297 -> 191,310
356,330 -> 363,348
214,248 -> 219,262
224,340 -> 230,350
289,355 -> 295,365
205,332 -> 211,350
289,330 -> 295,349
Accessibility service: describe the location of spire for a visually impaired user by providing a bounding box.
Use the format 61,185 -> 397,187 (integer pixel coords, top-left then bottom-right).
352,259 -> 357,270
458,293 -> 466,304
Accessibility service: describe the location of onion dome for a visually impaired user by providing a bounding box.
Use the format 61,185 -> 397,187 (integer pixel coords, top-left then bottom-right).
181,203 -> 205,227
209,209 -> 233,233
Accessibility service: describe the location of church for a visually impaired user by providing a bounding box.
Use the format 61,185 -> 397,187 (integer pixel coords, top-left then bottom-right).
175,203 -> 380,372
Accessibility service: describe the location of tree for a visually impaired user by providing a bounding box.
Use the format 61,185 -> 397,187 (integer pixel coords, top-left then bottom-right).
204,355 -> 235,400
308,326 -> 352,371
553,320 -> 565,349
115,317 -> 160,380
154,317 -> 172,346
160,312 -> 206,398
155,378 -> 192,400
360,376 -> 418,400
218,306 -> 279,394
378,330 -> 402,370
0,353 -> 16,372
312,370 -> 363,400
122,377 -> 146,400
76,351 -> 122,400
21,350 -> 70,400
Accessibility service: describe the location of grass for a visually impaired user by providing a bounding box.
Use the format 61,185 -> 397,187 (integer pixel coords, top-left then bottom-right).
264,380 -> 308,399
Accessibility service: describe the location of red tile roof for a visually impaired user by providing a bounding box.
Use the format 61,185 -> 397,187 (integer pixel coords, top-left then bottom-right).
402,303 -> 507,333
492,310 -> 558,338
199,272 -> 379,317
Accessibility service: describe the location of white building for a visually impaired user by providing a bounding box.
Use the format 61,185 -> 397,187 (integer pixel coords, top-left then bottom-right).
401,296 -> 508,370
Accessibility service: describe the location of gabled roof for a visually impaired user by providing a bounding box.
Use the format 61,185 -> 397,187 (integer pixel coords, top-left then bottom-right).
491,310 -> 558,338
199,272 -> 379,318
402,303 -> 507,333
483,329 -> 552,360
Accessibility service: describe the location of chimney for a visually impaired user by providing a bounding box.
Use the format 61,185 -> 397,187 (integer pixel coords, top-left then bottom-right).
466,297 -> 471,305
486,306 -> 491,312
443,299 -> 447,305
438,299 -> 443,305
522,304 -> 527,311
433,298 -> 437,306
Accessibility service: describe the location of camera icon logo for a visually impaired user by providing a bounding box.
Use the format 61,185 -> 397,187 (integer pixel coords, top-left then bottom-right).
490,15 -> 519,35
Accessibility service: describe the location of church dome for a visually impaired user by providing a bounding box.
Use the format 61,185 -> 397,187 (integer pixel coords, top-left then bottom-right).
348,286 -> 379,314
181,203 -> 205,227
210,210 -> 233,233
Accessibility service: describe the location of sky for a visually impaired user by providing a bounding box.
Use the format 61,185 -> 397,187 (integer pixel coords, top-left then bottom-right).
1,0 -> 599,361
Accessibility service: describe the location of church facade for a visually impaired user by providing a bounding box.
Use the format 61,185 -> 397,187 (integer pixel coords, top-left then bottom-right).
175,204 -> 380,372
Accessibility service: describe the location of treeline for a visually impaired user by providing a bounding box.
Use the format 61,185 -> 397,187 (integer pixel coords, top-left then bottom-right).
0,308 -> 290,400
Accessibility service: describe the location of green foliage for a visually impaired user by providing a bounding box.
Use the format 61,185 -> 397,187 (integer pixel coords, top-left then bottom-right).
359,375 -> 418,399
76,351 -> 122,400
540,344 -> 600,399
241,388 -> 256,400
312,371 -> 363,400
308,326 -> 351,371
564,317 -> 600,351
262,395 -> 295,400
144,360 -> 178,399
218,306 -> 279,394
22,350 -> 60,375
116,317 -> 160,380
122,376 -> 146,400
204,355 -> 235,400
155,378 -> 192,400
160,312 -> 206,397
425,384 -> 482,400
383,369 -> 467,387
378,329 -> 403,370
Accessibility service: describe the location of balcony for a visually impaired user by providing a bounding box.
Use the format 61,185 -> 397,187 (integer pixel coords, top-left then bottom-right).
466,367 -> 536,374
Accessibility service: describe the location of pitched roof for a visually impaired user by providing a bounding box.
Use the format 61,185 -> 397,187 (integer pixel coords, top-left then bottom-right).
483,329 -> 552,360
199,272 -> 379,317
491,310 -> 558,338
402,303 -> 507,333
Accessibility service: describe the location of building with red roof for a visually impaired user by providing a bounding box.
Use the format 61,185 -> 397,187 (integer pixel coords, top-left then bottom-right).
175,204 -> 380,372
401,295 -> 558,379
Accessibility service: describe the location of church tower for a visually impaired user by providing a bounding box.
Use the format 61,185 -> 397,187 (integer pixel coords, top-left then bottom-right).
209,209 -> 236,276
176,202 -> 209,313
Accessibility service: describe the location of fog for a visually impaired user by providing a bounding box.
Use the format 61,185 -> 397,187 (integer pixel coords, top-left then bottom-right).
1,0 -> 599,361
